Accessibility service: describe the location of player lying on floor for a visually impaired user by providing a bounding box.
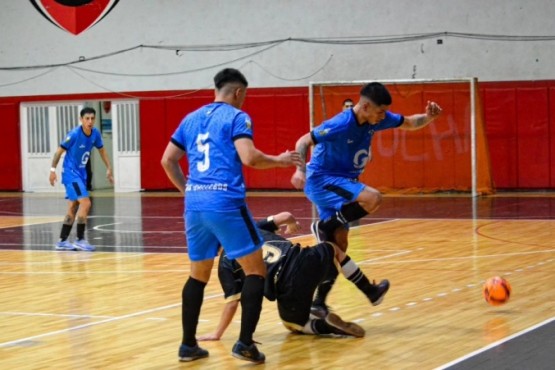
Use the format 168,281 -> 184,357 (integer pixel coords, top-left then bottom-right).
198,212 -> 389,339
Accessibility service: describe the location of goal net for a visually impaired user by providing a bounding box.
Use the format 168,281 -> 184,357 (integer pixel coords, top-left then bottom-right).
309,78 -> 494,196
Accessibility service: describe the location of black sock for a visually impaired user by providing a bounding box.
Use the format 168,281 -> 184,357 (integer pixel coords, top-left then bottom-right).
338,202 -> 368,223
76,223 -> 86,240
320,202 -> 368,234
182,277 -> 206,347
239,275 -> 265,345
340,256 -> 377,299
59,224 -> 73,241
313,267 -> 339,306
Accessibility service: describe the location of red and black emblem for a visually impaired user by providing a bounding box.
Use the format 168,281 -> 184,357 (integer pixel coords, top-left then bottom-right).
30,0 -> 120,35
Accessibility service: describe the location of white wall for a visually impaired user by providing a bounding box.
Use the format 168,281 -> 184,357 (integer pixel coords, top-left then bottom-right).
1,0 -> 555,97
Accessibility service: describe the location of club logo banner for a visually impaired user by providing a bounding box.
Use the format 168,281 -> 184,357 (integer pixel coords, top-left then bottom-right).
30,0 -> 120,35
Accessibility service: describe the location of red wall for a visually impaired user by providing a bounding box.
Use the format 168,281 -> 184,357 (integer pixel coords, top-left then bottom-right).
0,82 -> 554,191
480,81 -> 555,189
140,87 -> 309,190
0,102 -> 21,190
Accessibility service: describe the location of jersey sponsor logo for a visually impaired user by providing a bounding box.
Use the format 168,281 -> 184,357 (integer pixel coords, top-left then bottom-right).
347,139 -> 354,144
262,244 -> 282,264
81,151 -> 90,166
353,149 -> 370,169
185,183 -> 228,191
29,0 -> 120,35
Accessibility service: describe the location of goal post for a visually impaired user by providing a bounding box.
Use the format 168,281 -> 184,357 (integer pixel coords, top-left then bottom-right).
308,78 -> 494,196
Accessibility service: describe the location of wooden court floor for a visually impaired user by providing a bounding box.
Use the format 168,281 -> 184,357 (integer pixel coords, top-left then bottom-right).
0,192 -> 554,369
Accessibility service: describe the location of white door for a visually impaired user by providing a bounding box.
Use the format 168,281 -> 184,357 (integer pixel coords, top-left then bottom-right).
112,101 -> 141,192
21,104 -> 82,193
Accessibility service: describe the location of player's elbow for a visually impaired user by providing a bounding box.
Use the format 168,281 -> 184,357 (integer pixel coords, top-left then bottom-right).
243,158 -> 262,168
160,156 -> 173,170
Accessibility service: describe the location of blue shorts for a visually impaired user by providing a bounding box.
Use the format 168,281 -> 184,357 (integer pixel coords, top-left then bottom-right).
305,174 -> 365,220
185,206 -> 263,262
63,178 -> 90,201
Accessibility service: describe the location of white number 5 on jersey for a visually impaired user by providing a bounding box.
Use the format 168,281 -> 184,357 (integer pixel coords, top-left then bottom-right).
196,133 -> 210,172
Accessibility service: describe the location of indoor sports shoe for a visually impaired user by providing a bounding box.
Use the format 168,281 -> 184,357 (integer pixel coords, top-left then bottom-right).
325,312 -> 365,338
55,240 -> 76,251
310,302 -> 330,319
178,344 -> 209,362
310,220 -> 326,243
73,239 -> 96,252
231,340 -> 265,364
369,279 -> 390,306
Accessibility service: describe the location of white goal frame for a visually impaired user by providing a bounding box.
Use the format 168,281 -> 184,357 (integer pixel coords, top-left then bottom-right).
308,78 -> 480,197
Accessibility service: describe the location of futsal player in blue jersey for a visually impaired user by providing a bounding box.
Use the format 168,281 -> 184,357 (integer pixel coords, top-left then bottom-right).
161,68 -> 301,364
49,107 -> 113,252
291,82 -> 442,317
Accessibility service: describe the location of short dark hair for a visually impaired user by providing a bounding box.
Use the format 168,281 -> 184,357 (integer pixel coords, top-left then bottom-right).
360,82 -> 392,105
80,107 -> 96,117
214,68 -> 248,89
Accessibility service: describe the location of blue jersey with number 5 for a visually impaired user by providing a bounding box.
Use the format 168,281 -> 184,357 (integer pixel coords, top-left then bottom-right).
171,102 -> 253,211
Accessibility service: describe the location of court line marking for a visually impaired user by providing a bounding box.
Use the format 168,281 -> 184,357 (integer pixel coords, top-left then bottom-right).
0,252 -> 147,265
362,250 -> 555,265
0,311 -> 115,319
0,217 -> 61,230
0,270 -> 189,275
434,316 -> 555,370
357,249 -> 413,264
0,243 -> 185,250
0,292 -> 222,348
91,217 -> 400,234
92,222 -> 185,234
0,311 -> 168,321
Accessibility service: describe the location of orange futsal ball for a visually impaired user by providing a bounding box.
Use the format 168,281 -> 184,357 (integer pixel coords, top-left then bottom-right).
483,276 -> 512,306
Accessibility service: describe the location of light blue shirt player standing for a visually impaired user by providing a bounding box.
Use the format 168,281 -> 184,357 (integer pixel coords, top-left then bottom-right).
161,68 -> 301,364
49,107 -> 114,252
61,125 -> 103,185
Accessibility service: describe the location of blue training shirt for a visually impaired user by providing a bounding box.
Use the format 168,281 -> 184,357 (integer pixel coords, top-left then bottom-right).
307,109 -> 404,178
61,126 -> 103,184
170,102 -> 253,211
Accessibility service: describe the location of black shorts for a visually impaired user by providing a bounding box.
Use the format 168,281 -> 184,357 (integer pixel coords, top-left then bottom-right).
276,242 -> 335,327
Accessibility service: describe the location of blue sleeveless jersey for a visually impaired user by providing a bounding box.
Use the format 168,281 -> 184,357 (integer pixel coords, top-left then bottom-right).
307,109 -> 403,178
60,126 -> 103,184
171,102 -> 253,211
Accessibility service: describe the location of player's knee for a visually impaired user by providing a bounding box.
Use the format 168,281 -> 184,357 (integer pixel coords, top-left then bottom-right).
78,198 -> 91,211
359,190 -> 382,213
63,214 -> 75,224
237,249 -> 267,276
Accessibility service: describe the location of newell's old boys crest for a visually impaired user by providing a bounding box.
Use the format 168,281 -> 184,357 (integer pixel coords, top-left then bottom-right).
30,0 -> 120,35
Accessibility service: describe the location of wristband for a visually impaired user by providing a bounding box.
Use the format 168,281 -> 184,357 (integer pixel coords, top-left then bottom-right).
50,167 -> 56,172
